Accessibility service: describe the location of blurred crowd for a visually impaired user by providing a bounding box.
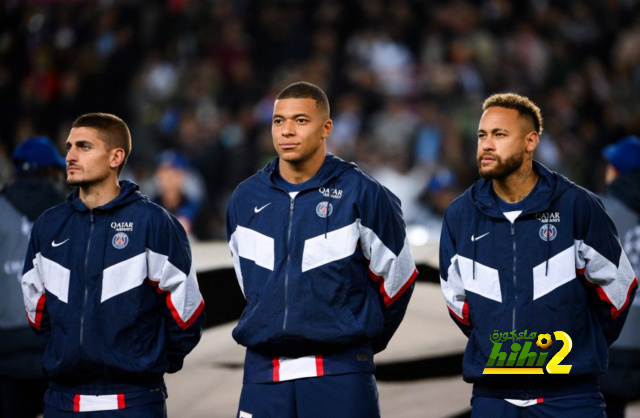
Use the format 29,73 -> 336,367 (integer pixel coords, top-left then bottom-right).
1,0 -> 639,240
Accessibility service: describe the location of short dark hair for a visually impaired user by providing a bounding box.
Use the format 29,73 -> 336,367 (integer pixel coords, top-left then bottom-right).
276,82 -> 330,117
72,113 -> 132,175
482,93 -> 543,136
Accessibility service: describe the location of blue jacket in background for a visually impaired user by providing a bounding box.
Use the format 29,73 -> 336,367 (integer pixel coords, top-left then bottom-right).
21,180 -> 205,402
440,161 -> 637,399
227,154 -> 417,383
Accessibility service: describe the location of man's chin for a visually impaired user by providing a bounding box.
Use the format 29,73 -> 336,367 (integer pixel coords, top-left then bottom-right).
478,168 -> 496,179
66,177 -> 89,187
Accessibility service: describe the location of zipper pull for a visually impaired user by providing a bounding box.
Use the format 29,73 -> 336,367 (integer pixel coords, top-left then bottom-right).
511,223 -> 515,236
290,199 -> 295,211
90,210 -> 94,222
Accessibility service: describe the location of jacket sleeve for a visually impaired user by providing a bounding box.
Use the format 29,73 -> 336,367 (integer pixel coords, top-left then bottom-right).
21,218 -> 51,346
225,191 -> 245,298
358,181 -> 418,354
439,208 -> 472,337
575,191 -> 638,345
147,208 -> 205,373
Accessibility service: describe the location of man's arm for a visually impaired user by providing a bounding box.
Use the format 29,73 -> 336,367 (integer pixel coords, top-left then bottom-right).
21,219 -> 52,345
358,182 -> 418,354
147,208 -> 205,373
439,210 -> 472,337
576,192 -> 637,345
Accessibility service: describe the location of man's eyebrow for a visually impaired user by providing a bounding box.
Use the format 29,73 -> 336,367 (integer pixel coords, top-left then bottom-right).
65,140 -> 92,147
273,113 -> 311,119
478,128 -> 510,133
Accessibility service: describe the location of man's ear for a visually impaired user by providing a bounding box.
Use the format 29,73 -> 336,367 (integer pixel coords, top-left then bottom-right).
322,119 -> 333,139
525,131 -> 539,153
110,148 -> 126,170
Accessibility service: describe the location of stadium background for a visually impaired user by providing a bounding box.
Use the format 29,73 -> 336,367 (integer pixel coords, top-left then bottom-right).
1,1 -> 640,416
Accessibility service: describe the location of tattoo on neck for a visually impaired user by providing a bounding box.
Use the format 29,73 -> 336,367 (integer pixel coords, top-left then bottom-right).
519,168 -> 531,184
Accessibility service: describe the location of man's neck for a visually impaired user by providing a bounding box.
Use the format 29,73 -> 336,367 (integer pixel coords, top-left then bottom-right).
79,179 -> 121,209
492,164 -> 539,204
279,154 -> 325,184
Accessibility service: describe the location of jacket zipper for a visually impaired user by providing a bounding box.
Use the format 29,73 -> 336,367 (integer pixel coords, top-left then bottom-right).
511,222 -> 517,336
80,210 -> 95,356
282,197 -> 295,336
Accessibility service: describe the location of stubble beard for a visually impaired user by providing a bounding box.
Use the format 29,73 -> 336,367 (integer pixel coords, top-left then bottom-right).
478,150 -> 524,180
66,169 -> 103,188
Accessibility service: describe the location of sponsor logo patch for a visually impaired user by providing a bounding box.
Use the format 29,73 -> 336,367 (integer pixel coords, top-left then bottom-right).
112,232 -> 129,249
536,212 -> 561,223
111,222 -> 134,232
318,187 -> 343,199
316,201 -> 333,218
539,224 -> 557,241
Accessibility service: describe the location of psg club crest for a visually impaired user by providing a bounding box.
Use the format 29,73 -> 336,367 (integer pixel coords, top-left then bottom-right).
316,201 -> 333,218
539,224 -> 558,241
112,232 -> 129,249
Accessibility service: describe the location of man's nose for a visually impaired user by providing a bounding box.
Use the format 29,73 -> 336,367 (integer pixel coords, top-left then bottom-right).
281,120 -> 295,136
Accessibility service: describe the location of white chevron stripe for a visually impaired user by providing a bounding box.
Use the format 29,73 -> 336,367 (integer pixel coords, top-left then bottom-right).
533,246 -> 576,300
231,226 -> 275,271
456,255 -> 502,303
101,252 -> 146,302
302,221 -> 360,272
358,223 -> 416,300
39,254 -> 70,303
576,239 -> 637,310
441,255 -> 467,319
146,249 -> 202,325
228,233 -> 245,296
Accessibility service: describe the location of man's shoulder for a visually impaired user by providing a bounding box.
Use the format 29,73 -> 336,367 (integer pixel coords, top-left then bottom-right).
557,182 -> 601,210
35,201 -> 70,223
336,166 -> 390,198
233,172 -> 265,194
129,198 -> 180,224
445,188 -> 473,217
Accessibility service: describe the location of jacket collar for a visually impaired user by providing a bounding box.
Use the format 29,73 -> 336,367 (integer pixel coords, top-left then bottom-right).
66,179 -> 147,212
468,160 -> 574,218
259,153 -> 356,191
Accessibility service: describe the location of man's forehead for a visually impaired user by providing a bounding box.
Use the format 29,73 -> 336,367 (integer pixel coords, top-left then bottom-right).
67,127 -> 101,142
274,97 -> 317,109
273,97 -> 328,118
479,107 -> 526,127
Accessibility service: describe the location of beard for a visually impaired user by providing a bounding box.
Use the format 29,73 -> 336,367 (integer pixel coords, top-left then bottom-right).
66,168 -> 105,187
478,149 -> 524,180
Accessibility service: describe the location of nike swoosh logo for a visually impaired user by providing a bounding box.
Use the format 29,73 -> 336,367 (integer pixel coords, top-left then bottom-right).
254,203 -> 271,213
471,232 -> 490,242
52,239 -> 70,247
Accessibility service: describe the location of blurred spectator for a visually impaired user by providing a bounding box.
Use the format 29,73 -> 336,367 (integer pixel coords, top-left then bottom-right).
152,149 -> 204,239
599,136 -> 640,418
2,0 -> 640,235
0,137 -> 67,418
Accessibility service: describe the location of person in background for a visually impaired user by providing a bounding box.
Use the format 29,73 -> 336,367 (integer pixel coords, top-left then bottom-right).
226,82 -> 417,418
153,150 -> 201,238
21,113 -> 205,417
598,136 -> 640,418
0,137 -> 67,418
440,93 -> 637,417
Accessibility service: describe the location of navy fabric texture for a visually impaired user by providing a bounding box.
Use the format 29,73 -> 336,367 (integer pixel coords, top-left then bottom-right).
440,161 -> 637,399
22,180 -> 204,394
237,373 -> 380,418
